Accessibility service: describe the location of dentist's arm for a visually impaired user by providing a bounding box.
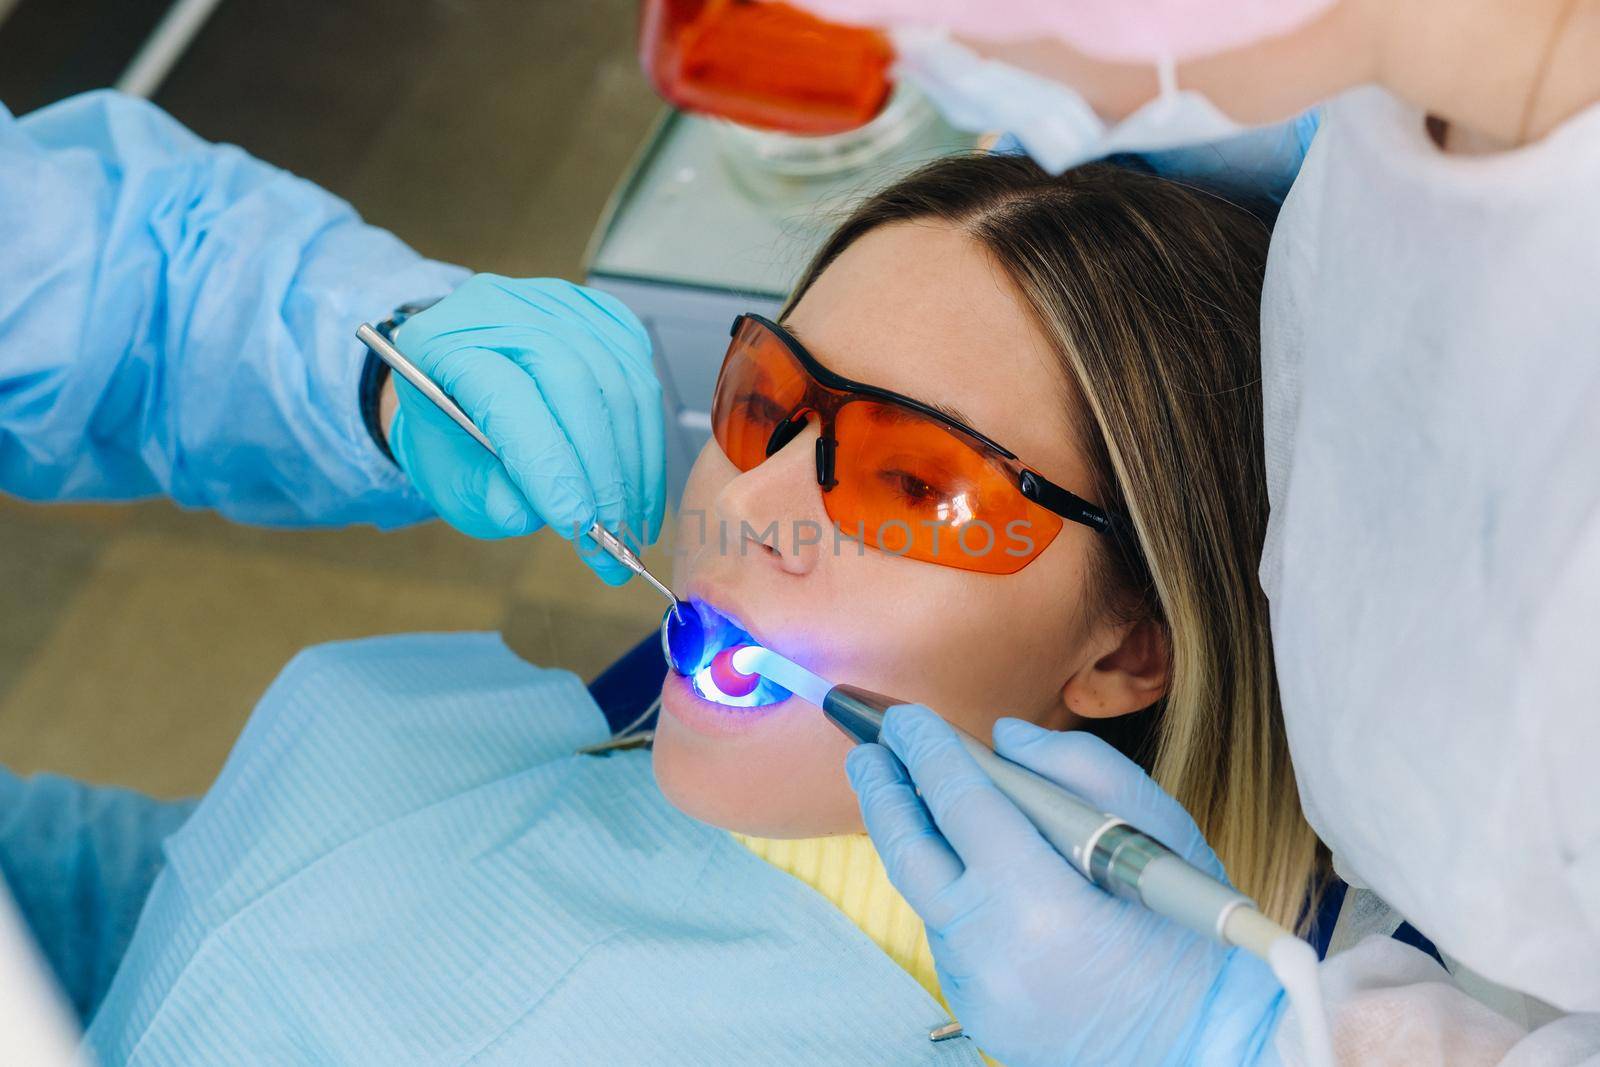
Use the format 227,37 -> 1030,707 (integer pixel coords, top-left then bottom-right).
850,706 -> 1285,1066
0,92 -> 665,566
0,90 -> 464,527
853,707 -> 1600,1066
790,0 -> 1600,150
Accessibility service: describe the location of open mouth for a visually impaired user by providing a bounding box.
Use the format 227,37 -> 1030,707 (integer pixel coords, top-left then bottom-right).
662,600 -> 793,708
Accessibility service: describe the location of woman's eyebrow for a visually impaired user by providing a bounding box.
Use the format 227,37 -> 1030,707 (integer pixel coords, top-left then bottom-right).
925,397 -> 976,426
781,320 -> 977,427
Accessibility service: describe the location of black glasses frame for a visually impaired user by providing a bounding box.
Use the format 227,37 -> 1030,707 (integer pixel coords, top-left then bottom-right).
721,314 -> 1127,540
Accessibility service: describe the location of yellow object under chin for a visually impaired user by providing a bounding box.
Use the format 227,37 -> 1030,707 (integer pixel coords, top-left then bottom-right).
729,833 -> 1004,1064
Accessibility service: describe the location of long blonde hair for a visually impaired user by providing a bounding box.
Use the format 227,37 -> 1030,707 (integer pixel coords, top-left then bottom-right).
787,155 -> 1323,928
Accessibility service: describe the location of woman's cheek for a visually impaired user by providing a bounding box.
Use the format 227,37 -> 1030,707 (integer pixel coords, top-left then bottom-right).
885,575 -> 1076,727
671,445 -> 734,587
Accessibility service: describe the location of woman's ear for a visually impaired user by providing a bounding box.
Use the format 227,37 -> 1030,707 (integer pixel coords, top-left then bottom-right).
1060,618 -> 1170,720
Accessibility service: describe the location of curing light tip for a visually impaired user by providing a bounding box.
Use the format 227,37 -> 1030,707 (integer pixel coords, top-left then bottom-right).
708,645 -> 761,698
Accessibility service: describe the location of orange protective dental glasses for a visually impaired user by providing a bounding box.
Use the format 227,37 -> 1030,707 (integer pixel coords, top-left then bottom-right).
711,314 -> 1127,574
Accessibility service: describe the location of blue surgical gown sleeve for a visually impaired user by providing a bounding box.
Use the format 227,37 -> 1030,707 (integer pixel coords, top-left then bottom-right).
0,768 -> 195,1024
0,90 -> 470,527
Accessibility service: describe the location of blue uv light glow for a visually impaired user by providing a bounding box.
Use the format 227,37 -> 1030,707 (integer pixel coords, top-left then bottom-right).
689,661 -> 791,708
663,607 -> 702,677
662,599 -> 792,707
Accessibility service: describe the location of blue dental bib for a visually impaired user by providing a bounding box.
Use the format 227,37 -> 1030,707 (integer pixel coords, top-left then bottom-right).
86,634 -> 979,1066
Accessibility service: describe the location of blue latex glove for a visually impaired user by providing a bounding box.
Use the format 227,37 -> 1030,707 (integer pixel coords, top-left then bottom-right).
847,706 -> 1288,1066
389,275 -> 665,583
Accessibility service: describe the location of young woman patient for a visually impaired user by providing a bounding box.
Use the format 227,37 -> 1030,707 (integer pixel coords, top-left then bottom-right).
70,155 -> 1319,1065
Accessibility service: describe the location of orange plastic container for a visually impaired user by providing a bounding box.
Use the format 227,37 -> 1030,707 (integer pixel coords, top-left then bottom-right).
638,0 -> 894,135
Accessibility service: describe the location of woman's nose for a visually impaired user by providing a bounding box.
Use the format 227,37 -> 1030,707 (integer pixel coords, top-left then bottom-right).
713,421 -> 826,577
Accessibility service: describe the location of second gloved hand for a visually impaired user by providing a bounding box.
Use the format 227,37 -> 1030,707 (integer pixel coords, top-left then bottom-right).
848,707 -> 1289,1067
388,276 -> 665,582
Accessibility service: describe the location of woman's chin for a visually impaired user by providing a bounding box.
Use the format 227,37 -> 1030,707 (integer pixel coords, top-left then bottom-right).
650,683 -> 865,837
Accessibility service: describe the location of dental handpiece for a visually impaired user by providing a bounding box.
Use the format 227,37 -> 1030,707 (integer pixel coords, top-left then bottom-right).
731,646 -> 1291,962
355,324 -> 683,617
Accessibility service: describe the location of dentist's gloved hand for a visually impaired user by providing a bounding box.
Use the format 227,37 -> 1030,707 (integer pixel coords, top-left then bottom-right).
389,275 -> 665,583
847,706 -> 1287,1067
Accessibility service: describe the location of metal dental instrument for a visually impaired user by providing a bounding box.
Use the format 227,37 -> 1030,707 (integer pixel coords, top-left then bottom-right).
730,645 -> 1294,964
356,323 -> 683,618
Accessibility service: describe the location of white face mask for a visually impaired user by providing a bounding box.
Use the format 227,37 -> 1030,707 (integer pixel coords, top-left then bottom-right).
890,28 -> 1242,173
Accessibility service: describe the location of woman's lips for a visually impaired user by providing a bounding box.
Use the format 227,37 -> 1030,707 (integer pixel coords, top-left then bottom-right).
660,669 -> 799,737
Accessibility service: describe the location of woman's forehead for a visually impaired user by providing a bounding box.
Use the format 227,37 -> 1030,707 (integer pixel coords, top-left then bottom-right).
787,221 -> 1083,479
